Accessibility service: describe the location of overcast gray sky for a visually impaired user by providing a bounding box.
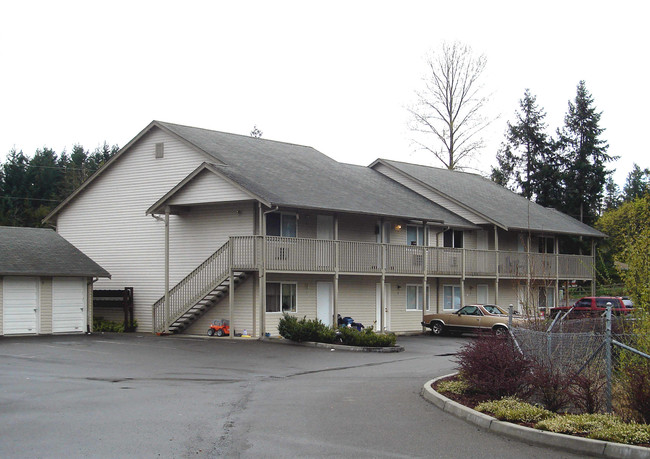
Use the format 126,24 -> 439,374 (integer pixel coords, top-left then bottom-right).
1,0 -> 647,186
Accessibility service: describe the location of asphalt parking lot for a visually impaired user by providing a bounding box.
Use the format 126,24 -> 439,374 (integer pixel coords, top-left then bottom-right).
0,333 -> 584,458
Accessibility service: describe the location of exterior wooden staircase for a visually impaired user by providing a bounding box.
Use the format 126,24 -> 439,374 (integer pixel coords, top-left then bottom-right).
152,241 -> 250,334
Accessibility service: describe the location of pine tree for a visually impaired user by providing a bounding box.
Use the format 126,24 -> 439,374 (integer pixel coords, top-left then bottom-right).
623,163 -> 650,202
558,81 -> 613,225
491,89 -> 562,207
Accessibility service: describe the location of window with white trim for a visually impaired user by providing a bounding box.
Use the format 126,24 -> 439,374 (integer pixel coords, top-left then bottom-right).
266,213 -> 297,237
443,229 -> 463,248
406,285 -> 429,311
407,225 -> 424,246
266,282 -> 297,313
443,285 -> 461,310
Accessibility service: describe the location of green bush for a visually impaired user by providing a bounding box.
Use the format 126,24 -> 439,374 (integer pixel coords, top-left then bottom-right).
336,326 -> 397,347
536,413 -> 616,434
277,314 -> 396,347
537,413 -> 650,445
93,317 -> 128,332
437,378 -> 471,395
588,421 -> 650,445
277,314 -> 333,343
476,397 -> 554,423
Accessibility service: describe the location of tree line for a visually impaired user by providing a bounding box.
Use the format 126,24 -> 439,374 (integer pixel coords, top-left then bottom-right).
0,143 -> 118,227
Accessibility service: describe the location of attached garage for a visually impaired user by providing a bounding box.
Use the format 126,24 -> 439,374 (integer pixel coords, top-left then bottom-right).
1,226 -> 109,336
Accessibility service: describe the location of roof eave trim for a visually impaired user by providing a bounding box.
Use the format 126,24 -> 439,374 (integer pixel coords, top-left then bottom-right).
370,159 -> 508,231
146,162 -> 271,215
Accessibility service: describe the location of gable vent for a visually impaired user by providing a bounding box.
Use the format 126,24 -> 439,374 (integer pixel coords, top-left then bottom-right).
155,142 -> 164,158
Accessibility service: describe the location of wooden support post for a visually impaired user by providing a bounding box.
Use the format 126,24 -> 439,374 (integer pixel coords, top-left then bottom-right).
164,206 -> 170,332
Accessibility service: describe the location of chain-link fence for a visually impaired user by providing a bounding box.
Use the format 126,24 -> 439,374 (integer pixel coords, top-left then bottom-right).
510,310 -> 649,412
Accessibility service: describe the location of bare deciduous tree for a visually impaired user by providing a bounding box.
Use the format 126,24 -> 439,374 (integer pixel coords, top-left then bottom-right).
409,42 -> 490,170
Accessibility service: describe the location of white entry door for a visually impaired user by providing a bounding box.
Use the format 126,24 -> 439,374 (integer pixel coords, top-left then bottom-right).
375,283 -> 391,331
53,277 -> 86,333
3,277 -> 39,335
317,282 -> 333,327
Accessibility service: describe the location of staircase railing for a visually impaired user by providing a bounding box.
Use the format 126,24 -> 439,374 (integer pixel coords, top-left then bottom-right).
153,240 -> 231,333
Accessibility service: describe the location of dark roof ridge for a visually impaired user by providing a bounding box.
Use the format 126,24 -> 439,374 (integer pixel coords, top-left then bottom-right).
155,120 -> 321,152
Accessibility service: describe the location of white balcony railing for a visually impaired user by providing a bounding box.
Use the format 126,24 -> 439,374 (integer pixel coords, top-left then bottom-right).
229,236 -> 594,280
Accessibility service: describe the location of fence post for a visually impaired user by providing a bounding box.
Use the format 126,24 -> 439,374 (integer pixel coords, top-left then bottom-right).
606,302 -> 613,413
508,304 -> 513,329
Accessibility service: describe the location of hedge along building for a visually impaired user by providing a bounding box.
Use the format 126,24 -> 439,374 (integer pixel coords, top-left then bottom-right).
43,121 -> 605,337
0,226 -> 110,336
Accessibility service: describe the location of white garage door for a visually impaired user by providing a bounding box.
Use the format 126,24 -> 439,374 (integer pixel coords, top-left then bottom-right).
52,277 -> 86,333
3,277 -> 39,335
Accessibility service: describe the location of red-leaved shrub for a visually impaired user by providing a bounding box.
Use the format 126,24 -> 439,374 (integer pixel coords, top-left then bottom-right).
569,370 -> 606,414
454,334 -> 532,399
526,361 -> 572,412
621,361 -> 650,423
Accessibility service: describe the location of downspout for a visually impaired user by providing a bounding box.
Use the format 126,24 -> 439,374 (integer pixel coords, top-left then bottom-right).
87,277 -> 100,334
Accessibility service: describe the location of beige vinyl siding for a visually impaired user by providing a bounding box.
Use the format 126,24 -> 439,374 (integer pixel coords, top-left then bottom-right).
39,278 -> 53,334
167,169 -> 252,206
296,212 -> 317,239
389,277 -> 437,332
55,127 -> 245,332
263,274 -> 324,335
337,215 -> 377,243
497,230 -> 524,251
0,276 -> 3,332
337,277 -> 379,331
373,163 -> 489,225
168,202 -> 255,284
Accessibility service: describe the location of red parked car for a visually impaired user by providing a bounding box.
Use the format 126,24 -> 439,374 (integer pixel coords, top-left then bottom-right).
550,296 -> 633,318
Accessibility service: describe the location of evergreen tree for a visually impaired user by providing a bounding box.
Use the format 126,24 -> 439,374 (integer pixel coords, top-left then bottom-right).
623,163 -> 650,202
603,176 -> 622,211
491,89 -> 562,207
0,149 -> 30,226
558,81 -> 613,225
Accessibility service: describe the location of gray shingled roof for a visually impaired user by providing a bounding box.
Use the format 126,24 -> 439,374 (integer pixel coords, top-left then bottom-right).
0,226 -> 110,277
158,122 -> 476,226
379,159 -> 606,238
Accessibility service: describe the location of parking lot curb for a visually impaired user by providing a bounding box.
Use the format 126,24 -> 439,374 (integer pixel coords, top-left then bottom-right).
422,374 -> 650,459
261,337 -> 405,353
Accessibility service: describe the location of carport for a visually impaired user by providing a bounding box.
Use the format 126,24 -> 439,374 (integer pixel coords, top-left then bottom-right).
0,226 -> 110,335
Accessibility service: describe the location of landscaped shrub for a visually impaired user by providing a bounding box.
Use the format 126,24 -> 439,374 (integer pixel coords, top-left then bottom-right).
568,369 -> 606,414
436,378 -> 471,395
454,334 -> 532,399
619,361 -> 650,423
93,317 -> 127,332
277,314 -> 397,347
537,413 -> 650,445
277,314 -> 333,343
526,361 -> 572,413
336,326 -> 397,347
536,413 -> 618,435
476,397 -> 554,423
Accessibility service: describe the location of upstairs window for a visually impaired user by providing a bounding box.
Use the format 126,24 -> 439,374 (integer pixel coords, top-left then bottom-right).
407,225 -> 424,246
443,229 -> 463,248
266,213 -> 297,237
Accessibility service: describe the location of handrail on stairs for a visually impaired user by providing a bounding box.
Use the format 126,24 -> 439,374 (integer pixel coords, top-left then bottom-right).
152,240 -> 231,333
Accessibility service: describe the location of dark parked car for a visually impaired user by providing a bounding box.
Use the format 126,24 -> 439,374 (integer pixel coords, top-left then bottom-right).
550,296 -> 633,318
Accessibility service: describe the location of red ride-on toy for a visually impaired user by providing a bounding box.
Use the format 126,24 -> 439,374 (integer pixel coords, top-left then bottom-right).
207,319 -> 230,337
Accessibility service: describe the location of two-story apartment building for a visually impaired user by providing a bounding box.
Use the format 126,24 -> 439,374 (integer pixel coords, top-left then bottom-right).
44,121 -> 605,337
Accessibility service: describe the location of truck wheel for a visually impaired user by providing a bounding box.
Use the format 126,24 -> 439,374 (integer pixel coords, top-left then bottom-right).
431,322 -> 444,336
216,328 -> 225,337
207,328 -> 215,336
